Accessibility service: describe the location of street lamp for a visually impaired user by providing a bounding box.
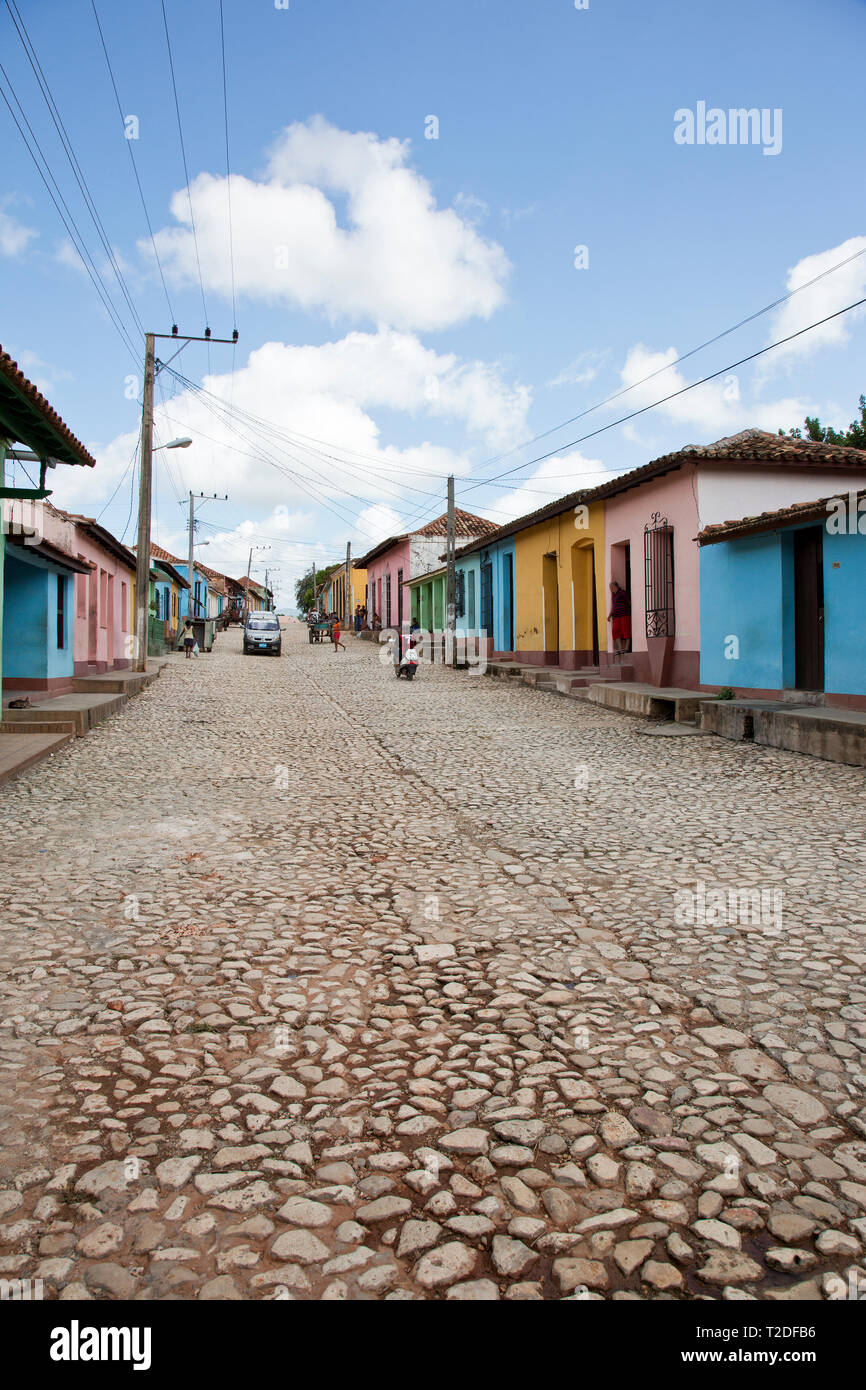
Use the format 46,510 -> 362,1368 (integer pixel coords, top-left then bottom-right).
155,437 -> 193,450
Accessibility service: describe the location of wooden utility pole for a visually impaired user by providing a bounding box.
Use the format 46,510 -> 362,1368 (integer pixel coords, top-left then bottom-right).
133,327 -> 237,669
244,546 -> 252,621
345,541 -> 351,626
133,333 -> 155,672
446,473 -> 457,668
187,490 -> 196,618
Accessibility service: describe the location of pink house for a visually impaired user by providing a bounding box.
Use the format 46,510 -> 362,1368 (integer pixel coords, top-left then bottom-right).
43,506 -> 136,676
599,431 -> 866,686
356,509 -> 498,630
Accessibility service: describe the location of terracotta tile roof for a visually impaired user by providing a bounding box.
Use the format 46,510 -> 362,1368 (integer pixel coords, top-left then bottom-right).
414,508 -> 500,539
0,345 -> 96,467
454,429 -> 866,558
147,540 -> 185,565
194,560 -> 228,593
697,486 -> 866,544
354,509 -> 498,567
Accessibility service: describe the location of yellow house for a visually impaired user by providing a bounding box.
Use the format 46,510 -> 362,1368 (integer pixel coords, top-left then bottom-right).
513,501 -> 606,668
330,564 -> 367,622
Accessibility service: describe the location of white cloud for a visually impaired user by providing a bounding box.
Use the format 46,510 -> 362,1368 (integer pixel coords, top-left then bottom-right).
0,206 -> 36,257
484,451 -> 609,524
353,503 -> 405,546
617,343 -> 813,439
148,117 -> 510,331
51,330 -> 529,542
765,235 -> 866,365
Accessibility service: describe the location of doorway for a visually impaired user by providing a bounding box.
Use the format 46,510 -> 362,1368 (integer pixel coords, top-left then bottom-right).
542,552 -> 559,663
480,559 -> 493,642
794,527 -> 824,691
502,553 -> 514,651
571,542 -> 599,664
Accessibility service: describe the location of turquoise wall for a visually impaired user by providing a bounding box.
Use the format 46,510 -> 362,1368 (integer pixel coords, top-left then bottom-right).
700,524 -> 866,696
3,550 -> 73,681
167,561 -> 207,620
467,538 -> 515,650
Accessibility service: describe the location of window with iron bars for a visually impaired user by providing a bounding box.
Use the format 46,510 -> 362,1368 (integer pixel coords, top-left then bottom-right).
644,514 -> 675,637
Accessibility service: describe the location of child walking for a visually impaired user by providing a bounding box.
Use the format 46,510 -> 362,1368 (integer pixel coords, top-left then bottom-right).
331,618 -> 346,652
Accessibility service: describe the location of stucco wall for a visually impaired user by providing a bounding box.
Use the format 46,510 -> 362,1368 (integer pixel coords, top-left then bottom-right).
701,523 -> 866,697
365,541 -> 411,627
3,550 -> 73,684
697,464 -> 866,527
513,504 -> 604,664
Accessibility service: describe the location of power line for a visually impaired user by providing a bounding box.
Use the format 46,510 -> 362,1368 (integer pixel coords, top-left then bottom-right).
217,0 -> 236,333
5,0 -> 145,340
159,365 -> 442,534
453,240 -> 866,496
95,429 -> 141,523
0,63 -> 140,365
159,0 -> 209,330
89,0 -> 176,323
458,293 -> 866,496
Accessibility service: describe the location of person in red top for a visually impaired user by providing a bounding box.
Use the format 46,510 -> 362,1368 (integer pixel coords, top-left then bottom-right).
608,580 -> 631,656
331,617 -> 346,652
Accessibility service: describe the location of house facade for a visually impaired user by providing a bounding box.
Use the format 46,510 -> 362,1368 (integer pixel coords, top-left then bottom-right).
152,557 -> 190,650
4,505 -> 137,694
0,346 -> 96,699
455,430 -> 866,687
699,488 -> 866,710
147,543 -> 210,621
357,510 -> 498,634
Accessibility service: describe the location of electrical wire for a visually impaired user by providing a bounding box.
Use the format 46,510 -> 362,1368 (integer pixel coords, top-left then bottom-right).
5,0 -> 145,340
458,293 -> 866,497
89,0 -> 175,323
0,64 -> 140,365
450,240 -> 866,496
159,0 -> 209,331
217,0 -> 236,334
95,429 -> 141,523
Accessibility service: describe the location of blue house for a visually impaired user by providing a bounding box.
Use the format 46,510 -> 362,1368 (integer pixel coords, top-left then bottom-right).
1,345 -> 96,700
456,534 -> 516,656
698,488 -> 866,708
3,532 -> 90,695
149,543 -> 208,621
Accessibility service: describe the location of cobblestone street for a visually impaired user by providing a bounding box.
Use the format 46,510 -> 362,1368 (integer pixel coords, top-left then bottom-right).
1,623 -> 865,1301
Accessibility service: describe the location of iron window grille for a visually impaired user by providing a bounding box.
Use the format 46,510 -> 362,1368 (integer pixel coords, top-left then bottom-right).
644,513 -> 675,637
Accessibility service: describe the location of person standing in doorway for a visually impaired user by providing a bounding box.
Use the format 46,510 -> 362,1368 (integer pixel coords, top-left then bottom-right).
608,580 -> 631,658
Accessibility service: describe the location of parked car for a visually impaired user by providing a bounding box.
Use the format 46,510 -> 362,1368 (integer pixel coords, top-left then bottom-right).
243,612 -> 282,656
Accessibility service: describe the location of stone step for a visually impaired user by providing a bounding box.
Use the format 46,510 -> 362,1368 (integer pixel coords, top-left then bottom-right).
2,691 -> 127,737
586,682 -> 705,723
0,727 -> 75,783
71,661 -> 165,696
0,718 -> 77,736
700,698 -> 866,766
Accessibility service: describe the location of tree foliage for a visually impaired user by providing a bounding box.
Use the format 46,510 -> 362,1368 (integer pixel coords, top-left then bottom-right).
778,394 -> 866,450
294,564 -> 341,613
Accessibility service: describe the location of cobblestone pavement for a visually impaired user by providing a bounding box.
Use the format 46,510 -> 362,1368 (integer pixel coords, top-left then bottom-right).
1,623 -> 865,1301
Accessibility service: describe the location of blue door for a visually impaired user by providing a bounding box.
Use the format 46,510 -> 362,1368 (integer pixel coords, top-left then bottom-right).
480,560 -> 493,640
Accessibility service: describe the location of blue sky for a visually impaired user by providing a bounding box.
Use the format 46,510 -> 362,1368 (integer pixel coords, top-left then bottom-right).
2,0 -> 865,608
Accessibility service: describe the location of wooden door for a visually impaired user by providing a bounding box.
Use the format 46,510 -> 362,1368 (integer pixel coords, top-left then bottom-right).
542,553 -> 559,664
502,554 -> 514,650
794,527 -> 824,691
